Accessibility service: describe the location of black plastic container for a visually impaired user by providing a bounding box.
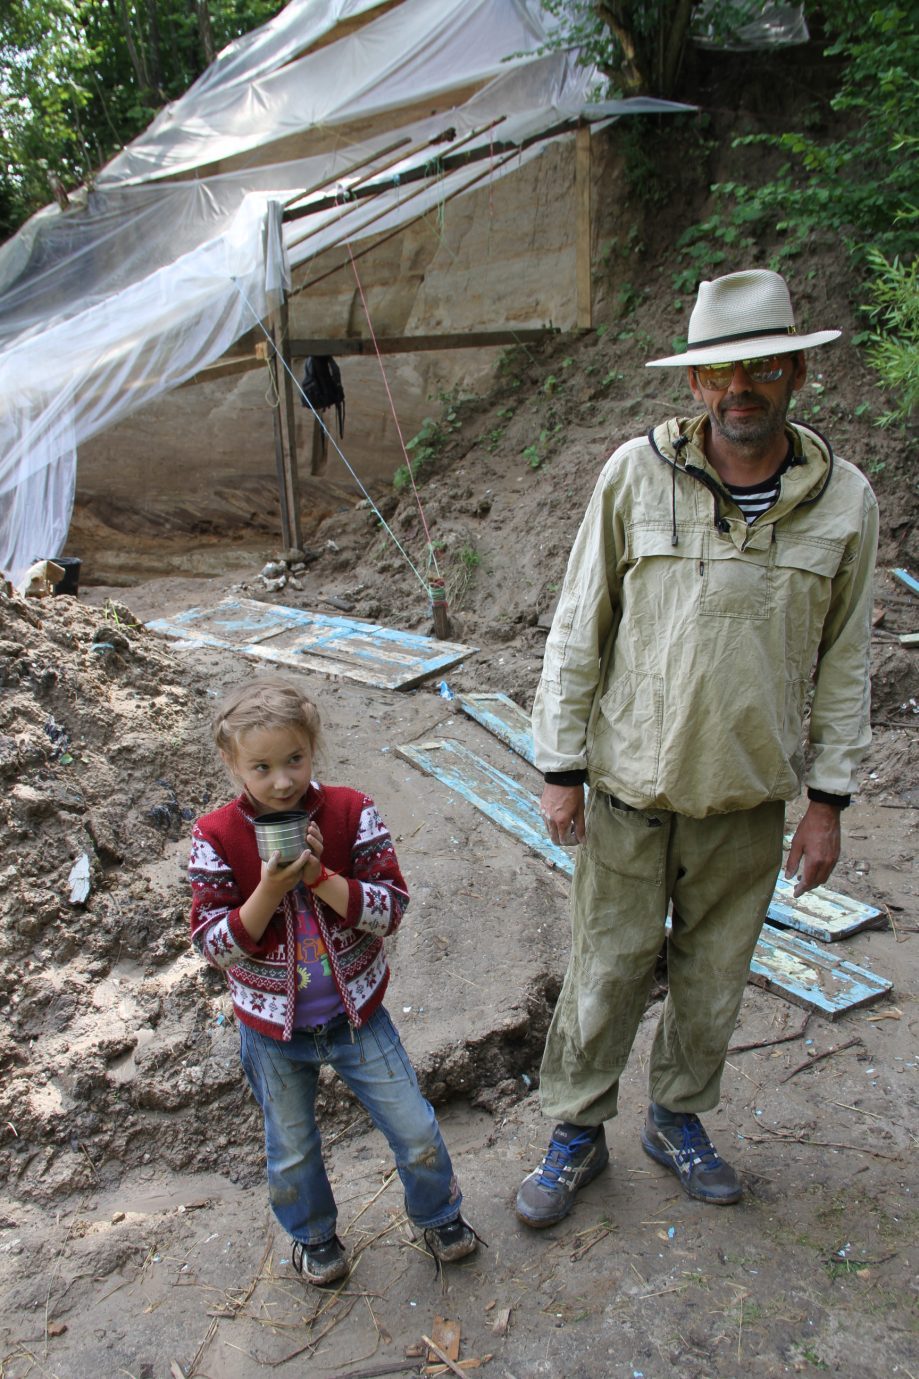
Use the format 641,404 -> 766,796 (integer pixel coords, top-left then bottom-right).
52,556 -> 81,595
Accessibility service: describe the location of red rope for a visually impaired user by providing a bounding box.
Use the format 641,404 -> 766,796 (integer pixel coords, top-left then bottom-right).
345,240 -> 440,574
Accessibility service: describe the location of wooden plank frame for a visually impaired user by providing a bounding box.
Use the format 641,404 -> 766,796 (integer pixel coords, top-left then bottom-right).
147,597 -> 476,691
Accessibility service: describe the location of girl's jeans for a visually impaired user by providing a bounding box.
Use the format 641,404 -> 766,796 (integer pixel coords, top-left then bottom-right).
239,1006 -> 461,1247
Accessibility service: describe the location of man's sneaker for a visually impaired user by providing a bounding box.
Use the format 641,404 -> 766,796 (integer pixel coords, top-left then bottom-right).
516,1123 -> 609,1228
640,1107 -> 742,1204
291,1235 -> 349,1286
423,1214 -> 479,1264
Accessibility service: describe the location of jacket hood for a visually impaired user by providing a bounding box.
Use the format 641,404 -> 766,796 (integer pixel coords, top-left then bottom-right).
648,414 -> 835,544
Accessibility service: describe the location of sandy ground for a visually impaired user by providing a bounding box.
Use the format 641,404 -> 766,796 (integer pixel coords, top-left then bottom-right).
2,242 -> 918,1377
1,559 -> 916,1379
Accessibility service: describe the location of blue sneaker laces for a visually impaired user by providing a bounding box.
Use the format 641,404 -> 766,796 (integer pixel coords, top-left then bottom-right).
673,1116 -> 722,1170
535,1130 -> 597,1189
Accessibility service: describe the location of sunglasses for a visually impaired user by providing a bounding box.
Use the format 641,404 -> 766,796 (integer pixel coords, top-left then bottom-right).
693,355 -> 787,390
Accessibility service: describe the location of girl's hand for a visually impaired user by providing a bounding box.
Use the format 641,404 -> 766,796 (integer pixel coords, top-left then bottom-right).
306,820 -> 323,859
262,848 -> 313,894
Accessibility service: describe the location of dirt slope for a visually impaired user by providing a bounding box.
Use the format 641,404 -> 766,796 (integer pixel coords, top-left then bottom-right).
2,151 -> 918,1379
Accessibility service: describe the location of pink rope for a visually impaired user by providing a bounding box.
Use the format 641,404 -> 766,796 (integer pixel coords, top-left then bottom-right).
345,240 -> 440,571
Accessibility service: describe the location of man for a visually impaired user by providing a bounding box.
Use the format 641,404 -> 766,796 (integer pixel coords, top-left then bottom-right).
516,269 -> 878,1227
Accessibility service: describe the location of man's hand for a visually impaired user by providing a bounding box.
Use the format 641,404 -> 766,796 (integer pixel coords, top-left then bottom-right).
541,783 -> 586,846
784,801 -> 842,897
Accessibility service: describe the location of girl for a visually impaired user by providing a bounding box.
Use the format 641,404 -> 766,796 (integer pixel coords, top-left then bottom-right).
189,675 -> 476,1285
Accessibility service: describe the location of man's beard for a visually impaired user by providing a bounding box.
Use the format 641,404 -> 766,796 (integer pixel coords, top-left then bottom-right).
707,375 -> 795,450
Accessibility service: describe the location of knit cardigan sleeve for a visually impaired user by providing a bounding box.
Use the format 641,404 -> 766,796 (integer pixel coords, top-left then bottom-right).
335,793 -> 408,937
188,819 -> 280,969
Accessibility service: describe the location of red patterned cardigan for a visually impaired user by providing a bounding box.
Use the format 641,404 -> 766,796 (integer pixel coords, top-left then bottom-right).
188,782 -> 408,1039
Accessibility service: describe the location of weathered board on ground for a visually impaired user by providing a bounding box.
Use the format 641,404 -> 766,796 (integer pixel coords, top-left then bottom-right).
147,598 -> 476,691
749,927 -> 892,1019
891,567 -> 919,597
767,874 -> 885,942
401,736 -> 892,1016
396,738 -> 574,874
456,690 -> 884,943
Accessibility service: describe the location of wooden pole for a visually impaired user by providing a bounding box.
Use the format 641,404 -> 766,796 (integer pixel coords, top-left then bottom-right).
267,290 -> 303,553
309,413 -> 328,475
429,576 -> 450,640
575,122 -> 593,330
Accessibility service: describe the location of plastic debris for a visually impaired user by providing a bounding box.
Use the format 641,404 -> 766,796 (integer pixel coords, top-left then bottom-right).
68,853 -> 92,906
438,680 -> 455,700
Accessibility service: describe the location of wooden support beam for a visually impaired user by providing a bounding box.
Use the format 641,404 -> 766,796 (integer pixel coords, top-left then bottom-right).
288,328 -> 560,358
179,343 -> 268,387
309,413 -> 328,475
267,292 -> 302,553
575,123 -> 593,330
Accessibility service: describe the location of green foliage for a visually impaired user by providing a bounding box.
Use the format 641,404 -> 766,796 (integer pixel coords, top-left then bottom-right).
392,388 -> 469,490
536,1 -> 777,97
394,417 -> 444,492
861,248 -> 919,426
523,425 -> 557,469
0,0 -> 282,236
674,4 -> 918,411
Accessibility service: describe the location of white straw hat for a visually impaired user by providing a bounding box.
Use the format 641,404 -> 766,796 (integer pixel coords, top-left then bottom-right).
646,269 -> 841,368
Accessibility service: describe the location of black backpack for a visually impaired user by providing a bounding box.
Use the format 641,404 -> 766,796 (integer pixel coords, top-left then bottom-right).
300,355 -> 345,437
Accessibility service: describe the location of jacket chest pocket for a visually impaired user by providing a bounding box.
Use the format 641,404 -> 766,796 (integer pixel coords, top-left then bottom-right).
771,533 -> 845,629
699,535 -> 772,620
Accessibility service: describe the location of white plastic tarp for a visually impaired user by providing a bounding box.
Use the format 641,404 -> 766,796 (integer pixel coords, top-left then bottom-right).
0,0 -> 694,588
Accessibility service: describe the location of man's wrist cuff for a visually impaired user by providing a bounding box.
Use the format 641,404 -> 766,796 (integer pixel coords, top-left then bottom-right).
807,788 -> 850,810
544,769 -> 588,787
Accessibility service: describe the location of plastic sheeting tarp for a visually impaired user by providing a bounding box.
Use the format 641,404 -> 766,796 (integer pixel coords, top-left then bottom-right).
694,2 -> 808,50
0,0 -> 694,587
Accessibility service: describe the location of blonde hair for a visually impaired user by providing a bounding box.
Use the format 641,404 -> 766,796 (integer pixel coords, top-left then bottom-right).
214,676 -> 322,763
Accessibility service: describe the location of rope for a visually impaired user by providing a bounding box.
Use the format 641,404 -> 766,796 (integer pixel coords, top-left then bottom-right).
344,239 -> 442,581
230,276 -> 430,600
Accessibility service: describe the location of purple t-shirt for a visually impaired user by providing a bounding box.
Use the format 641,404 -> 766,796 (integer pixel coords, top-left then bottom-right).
291,885 -> 344,1029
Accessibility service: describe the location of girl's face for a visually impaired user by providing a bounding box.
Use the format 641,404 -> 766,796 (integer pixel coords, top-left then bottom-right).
226,724 -> 314,814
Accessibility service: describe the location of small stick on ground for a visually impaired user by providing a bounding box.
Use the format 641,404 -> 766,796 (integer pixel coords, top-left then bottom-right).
348,1169 -> 398,1232
320,1363 -> 423,1379
780,1037 -> 862,1083
748,1123 -> 901,1161
730,1011 -> 811,1053
421,1334 -> 470,1378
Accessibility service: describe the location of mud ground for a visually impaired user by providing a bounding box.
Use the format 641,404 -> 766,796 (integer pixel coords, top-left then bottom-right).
2,240 -> 918,1377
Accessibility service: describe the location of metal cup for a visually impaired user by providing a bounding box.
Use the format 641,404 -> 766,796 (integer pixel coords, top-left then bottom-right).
253,810 -> 310,864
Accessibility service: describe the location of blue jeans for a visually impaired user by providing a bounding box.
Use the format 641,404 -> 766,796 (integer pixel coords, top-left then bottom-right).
239,1006 -> 461,1246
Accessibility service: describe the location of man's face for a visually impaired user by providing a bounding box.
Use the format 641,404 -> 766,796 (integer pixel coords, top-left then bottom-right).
688,352 -> 807,449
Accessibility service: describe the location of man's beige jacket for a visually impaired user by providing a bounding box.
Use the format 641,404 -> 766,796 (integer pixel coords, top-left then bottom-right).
532,415 -> 879,818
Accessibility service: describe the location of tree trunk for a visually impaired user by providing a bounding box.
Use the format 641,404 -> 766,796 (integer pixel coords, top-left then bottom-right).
193,0 -> 216,68
108,0 -> 154,104
660,0 -> 694,97
596,1 -> 695,98
145,0 -> 165,97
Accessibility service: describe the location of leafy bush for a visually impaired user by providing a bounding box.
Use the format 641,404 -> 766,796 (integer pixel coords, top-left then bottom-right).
862,248 -> 919,426
675,4 -> 918,410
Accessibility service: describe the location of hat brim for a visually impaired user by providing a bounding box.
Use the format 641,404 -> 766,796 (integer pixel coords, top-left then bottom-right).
645,329 -> 841,368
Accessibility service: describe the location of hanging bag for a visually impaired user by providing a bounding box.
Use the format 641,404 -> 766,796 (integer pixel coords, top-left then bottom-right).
300,355 -> 345,437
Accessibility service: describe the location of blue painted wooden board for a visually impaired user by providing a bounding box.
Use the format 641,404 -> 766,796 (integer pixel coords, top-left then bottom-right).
749,927 -> 892,1019
456,691 -> 534,761
457,690 -> 884,944
768,874 -> 885,941
147,598 -> 476,691
401,736 -> 892,1017
397,738 -> 575,874
891,567 -> 919,597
